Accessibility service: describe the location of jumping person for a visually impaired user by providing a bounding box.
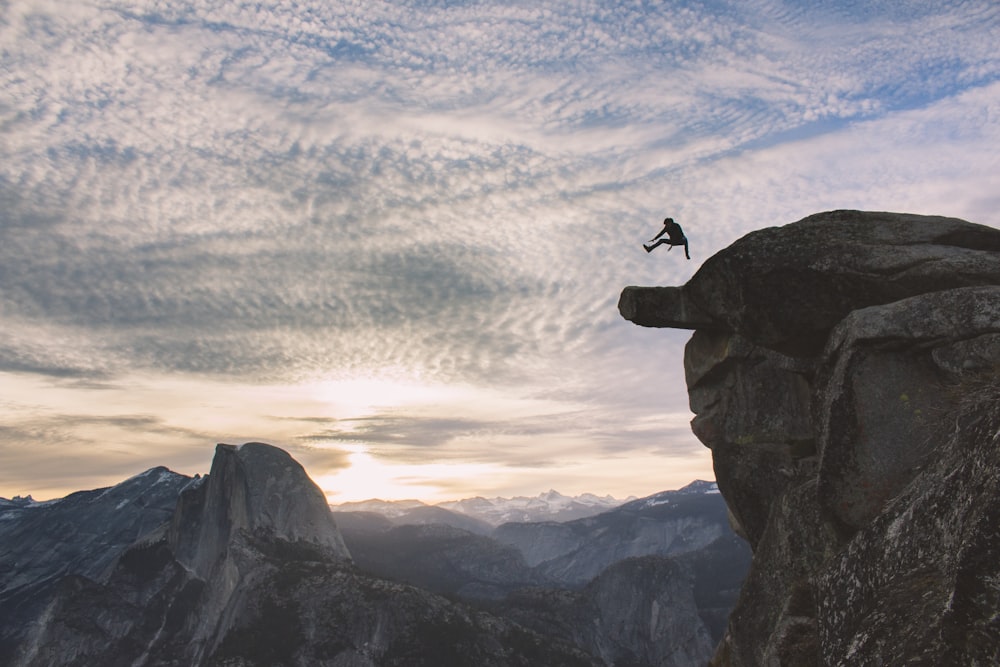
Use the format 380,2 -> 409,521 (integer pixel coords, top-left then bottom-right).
644,217 -> 689,259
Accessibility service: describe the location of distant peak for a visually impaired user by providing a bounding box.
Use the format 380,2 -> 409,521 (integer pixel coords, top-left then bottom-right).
124,465 -> 185,485
0,494 -> 38,508
171,442 -> 350,576
678,480 -> 719,494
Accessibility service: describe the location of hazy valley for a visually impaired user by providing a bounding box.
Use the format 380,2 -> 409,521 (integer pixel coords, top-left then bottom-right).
1,444 -> 747,667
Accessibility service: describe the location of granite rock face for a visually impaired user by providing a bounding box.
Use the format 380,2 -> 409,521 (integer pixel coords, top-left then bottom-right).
169,442 -> 350,580
619,210 -> 1000,665
621,210 -> 1000,354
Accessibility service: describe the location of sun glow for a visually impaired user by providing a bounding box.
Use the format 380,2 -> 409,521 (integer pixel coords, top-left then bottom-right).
311,377 -> 444,411
316,447 -> 502,503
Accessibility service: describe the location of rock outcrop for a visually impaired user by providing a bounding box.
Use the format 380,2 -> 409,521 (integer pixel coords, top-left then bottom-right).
619,210 -> 1000,665
169,442 -> 350,580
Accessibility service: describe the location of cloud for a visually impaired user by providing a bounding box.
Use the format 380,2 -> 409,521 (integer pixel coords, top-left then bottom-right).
1,0 -> 998,499
0,411 -> 215,496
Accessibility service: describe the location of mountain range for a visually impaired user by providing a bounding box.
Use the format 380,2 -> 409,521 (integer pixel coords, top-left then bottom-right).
332,477 -> 749,664
1,444 -> 746,667
331,488 -> 636,526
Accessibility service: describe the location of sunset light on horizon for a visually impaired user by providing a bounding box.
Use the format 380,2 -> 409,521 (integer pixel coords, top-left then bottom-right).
2,0 -> 998,503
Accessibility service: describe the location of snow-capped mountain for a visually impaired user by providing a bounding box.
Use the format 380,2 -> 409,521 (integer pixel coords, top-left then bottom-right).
330,489 -> 637,526
328,497 -> 428,519
0,495 -> 46,511
618,480 -> 720,511
440,489 -> 635,525
333,477 -> 749,661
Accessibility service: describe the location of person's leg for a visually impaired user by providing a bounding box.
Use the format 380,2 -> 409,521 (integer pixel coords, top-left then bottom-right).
684,239 -> 690,259
644,239 -> 669,252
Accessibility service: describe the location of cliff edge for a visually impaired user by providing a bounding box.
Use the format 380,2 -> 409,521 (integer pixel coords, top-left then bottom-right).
620,210 -> 1000,665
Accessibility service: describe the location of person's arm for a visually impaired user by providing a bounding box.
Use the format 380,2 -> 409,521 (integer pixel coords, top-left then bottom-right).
649,226 -> 668,241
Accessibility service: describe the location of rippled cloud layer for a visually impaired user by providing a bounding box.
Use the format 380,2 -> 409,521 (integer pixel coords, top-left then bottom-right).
2,0 -> 998,500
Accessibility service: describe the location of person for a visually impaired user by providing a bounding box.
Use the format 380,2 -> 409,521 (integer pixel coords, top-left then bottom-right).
644,217 -> 689,259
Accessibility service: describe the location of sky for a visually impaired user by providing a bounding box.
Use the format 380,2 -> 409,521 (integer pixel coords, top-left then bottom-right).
2,0 -> 999,504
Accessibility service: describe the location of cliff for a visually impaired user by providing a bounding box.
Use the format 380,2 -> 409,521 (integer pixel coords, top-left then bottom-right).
619,210 -> 1000,665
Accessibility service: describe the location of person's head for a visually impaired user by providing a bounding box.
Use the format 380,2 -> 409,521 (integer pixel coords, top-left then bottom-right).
664,217 -> 674,224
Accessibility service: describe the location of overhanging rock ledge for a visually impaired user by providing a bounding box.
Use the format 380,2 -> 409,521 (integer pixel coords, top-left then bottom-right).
619,209 -> 1000,666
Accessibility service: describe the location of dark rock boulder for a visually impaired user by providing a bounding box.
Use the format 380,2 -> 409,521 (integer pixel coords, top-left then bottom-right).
621,210 -> 1000,355
682,331 -> 816,546
817,374 -> 1000,666
816,286 -> 1000,535
619,210 -> 1000,665
617,285 -> 718,330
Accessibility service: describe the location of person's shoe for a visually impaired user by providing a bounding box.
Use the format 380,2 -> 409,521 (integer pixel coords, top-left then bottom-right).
643,243 -> 652,253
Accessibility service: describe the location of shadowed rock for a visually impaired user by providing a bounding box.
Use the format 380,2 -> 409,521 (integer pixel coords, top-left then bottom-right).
816,287 -> 1000,535
620,210 -> 1000,666
618,286 -> 718,330
622,210 -> 1000,356
0,468 -> 192,662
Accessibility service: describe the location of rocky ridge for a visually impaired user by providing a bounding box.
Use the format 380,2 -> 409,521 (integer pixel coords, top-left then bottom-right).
1,443 -> 596,666
2,442 -> 744,667
332,489 -> 630,526
619,210 -> 1000,665
493,481 -> 730,585
0,466 -> 192,659
336,480 -> 747,599
335,480 -> 750,664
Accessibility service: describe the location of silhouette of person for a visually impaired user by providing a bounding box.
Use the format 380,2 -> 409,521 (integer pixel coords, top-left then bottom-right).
644,217 -> 689,259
